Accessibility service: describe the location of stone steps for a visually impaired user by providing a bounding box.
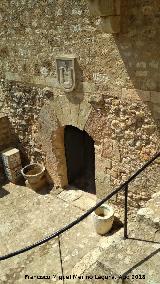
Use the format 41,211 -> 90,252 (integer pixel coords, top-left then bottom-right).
137,191 -> 160,229
67,212 -> 160,283
85,238 -> 160,284
57,189 -> 160,283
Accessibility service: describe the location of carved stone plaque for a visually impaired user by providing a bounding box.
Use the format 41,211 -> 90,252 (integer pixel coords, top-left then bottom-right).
56,55 -> 76,92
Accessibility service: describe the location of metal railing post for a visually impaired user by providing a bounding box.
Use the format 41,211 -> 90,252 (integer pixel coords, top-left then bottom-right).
0,151 -> 159,261
124,184 -> 128,239
58,235 -> 64,284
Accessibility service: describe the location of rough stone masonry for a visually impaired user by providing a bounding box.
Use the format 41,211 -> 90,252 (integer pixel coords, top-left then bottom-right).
0,0 -> 160,207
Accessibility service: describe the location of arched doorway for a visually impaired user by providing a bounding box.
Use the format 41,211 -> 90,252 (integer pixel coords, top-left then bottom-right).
64,125 -> 96,194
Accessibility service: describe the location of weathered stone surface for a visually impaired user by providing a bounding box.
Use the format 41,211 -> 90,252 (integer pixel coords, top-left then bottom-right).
99,241 -> 160,283
87,0 -> 121,16
122,88 -> 151,102
151,91 -> 160,104
0,0 -> 160,204
100,16 -> 121,33
137,191 -> 160,229
1,147 -> 21,169
0,1 -> 160,282
77,99 -> 92,130
0,184 -> 102,283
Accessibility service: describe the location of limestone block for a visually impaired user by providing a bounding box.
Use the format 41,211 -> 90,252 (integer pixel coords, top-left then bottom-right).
112,140 -> 121,162
57,95 -> 72,126
88,93 -> 103,104
31,75 -> 46,86
100,16 -> 120,33
102,138 -> 113,159
70,101 -> 80,128
45,77 -> 59,89
1,148 -> 21,169
38,101 -> 59,143
96,171 -> 106,183
80,82 -> 96,93
5,72 -> 21,82
77,100 -> 92,130
96,176 -> 112,200
105,159 -> 112,169
52,96 -> 64,126
151,91 -> 160,104
110,169 -> 118,179
87,0 -> 120,16
136,70 -> 148,77
122,88 -> 150,102
153,105 -> 160,119
4,165 -> 22,183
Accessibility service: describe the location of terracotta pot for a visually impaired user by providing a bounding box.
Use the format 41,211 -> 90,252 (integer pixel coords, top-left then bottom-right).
92,204 -> 114,235
21,163 -> 45,185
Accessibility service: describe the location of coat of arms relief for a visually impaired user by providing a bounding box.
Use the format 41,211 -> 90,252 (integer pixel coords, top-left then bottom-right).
56,56 -> 76,92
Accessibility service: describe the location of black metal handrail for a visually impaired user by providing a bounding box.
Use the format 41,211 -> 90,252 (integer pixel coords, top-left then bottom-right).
0,151 -> 160,261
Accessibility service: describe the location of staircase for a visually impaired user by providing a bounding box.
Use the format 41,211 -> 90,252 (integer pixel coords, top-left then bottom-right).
137,191 -> 160,229
1,152 -> 160,283
70,192 -> 160,284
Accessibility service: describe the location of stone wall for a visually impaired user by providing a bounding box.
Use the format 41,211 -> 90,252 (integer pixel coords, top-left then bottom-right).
0,0 -> 160,205
0,114 -> 17,182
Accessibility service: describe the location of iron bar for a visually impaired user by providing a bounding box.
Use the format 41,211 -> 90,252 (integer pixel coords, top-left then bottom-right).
0,151 -> 160,261
58,235 -> 64,284
124,184 -> 128,239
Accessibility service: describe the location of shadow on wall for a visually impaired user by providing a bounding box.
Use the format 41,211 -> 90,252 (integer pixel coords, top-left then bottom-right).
113,0 -> 160,133
66,59 -> 85,104
115,0 -> 160,91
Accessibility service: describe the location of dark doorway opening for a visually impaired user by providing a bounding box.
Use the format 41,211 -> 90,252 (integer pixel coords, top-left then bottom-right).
64,125 -> 96,194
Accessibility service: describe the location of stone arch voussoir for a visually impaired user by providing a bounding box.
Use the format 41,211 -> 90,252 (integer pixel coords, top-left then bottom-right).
37,97 -> 95,187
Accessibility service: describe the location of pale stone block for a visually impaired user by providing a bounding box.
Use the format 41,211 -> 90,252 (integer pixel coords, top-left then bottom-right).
122,88 -> 150,102
149,61 -> 159,69
112,140 -> 121,162
77,100 -> 92,130
52,96 -> 64,126
5,72 -> 22,82
45,77 -> 59,88
87,0 -> 120,16
104,174 -> 111,184
81,82 -> 96,93
31,76 -> 46,86
136,62 -> 147,68
100,16 -> 120,33
110,169 -> 118,179
105,159 -> 112,169
88,93 -> 103,104
5,71 -> 61,89
153,105 -> 160,119
69,102 -> 80,128
151,91 -> 160,104
135,70 -> 148,77
4,165 -> 22,183
1,148 -> 21,169
57,95 -> 72,126
98,172 -> 106,184
102,138 -> 113,159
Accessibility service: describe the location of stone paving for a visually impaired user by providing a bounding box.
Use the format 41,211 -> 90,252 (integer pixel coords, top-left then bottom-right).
0,183 -> 123,284
137,191 -> 160,229
1,183 -> 159,284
